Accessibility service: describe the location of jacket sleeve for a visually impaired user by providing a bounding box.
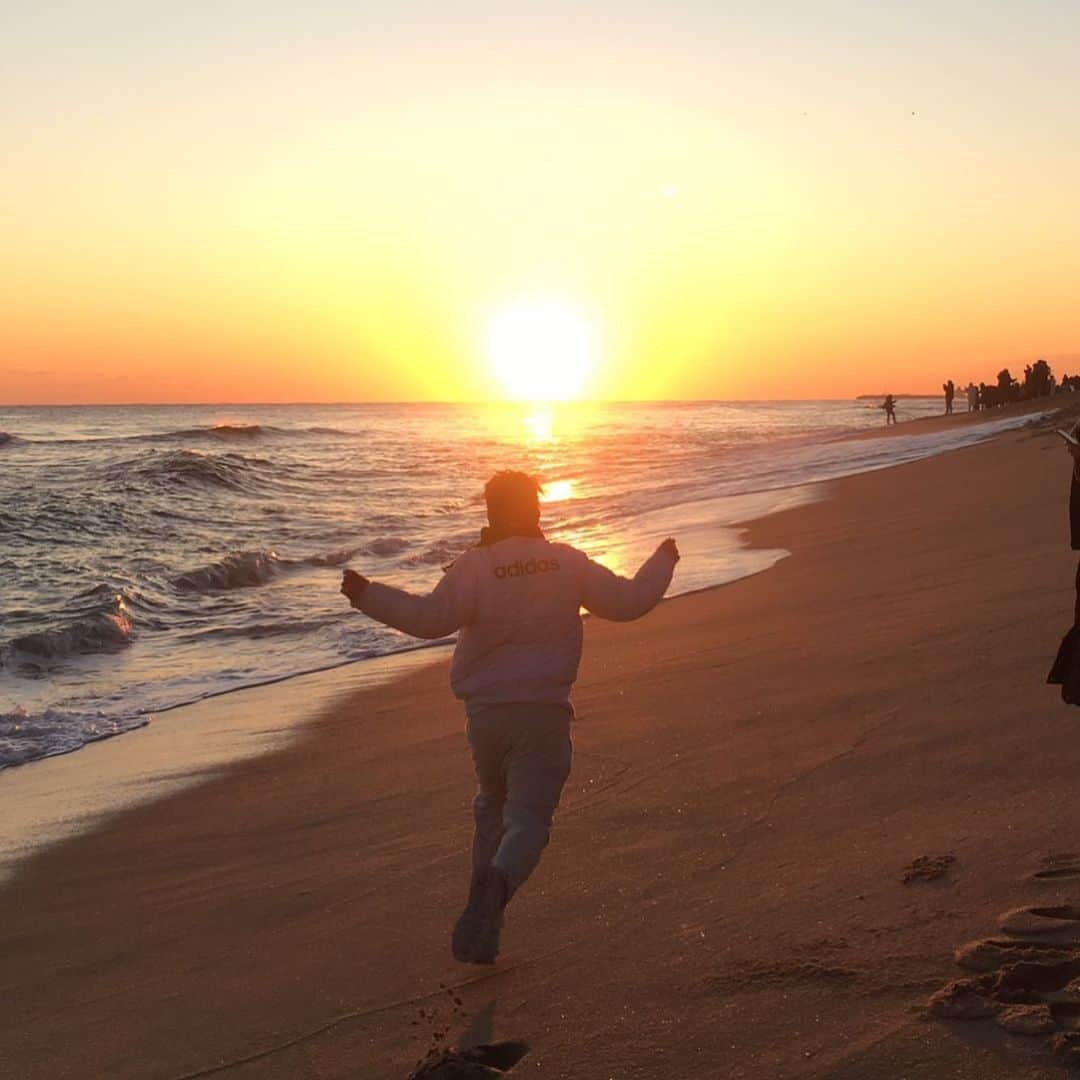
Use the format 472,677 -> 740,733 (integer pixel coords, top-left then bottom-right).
357,554 -> 475,639
580,544 -> 676,622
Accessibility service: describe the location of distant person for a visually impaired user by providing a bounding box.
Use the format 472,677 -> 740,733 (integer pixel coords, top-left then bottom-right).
340,470 -> 679,964
965,382 -> 978,413
882,394 -> 897,425
943,379 -> 955,415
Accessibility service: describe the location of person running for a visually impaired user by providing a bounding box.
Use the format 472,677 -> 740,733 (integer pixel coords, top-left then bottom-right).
882,394 -> 897,425
340,470 -> 679,964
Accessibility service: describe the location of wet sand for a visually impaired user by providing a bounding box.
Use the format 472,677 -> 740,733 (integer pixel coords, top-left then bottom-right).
3,405 -> 1079,1079
848,395 -> 1060,440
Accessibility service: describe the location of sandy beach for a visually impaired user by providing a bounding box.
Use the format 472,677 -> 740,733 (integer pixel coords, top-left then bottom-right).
4,406 -> 1080,1080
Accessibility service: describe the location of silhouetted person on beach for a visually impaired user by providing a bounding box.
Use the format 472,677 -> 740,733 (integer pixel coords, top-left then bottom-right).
966,382 -> 978,413
1047,427 -> 1080,701
882,394 -> 897,425
997,367 -> 1018,405
340,471 -> 679,964
1065,430 -> 1080,623
943,380 -> 955,415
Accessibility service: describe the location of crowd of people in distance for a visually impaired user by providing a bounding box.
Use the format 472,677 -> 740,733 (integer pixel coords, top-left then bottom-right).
880,358 -> 1067,424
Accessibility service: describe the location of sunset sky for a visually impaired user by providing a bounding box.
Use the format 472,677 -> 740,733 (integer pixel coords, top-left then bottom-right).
3,2 -> 1078,404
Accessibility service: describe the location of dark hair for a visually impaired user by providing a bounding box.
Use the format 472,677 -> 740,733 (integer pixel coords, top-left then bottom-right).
484,470 -> 543,525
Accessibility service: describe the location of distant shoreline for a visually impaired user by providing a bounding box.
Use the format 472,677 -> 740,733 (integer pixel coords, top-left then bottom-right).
5,396 -> 951,408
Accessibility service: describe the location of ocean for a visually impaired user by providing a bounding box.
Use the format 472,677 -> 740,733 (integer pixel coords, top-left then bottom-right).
0,399 -> 1038,769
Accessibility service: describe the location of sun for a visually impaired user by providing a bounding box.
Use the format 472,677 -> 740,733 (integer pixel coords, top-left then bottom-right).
486,299 -> 595,402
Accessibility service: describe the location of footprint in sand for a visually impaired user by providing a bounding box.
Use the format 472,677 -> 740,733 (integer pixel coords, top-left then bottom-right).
407,1041 -> 529,1079
903,853 -> 956,884
1031,854 -> 1080,884
998,904 -> 1080,940
927,861 -> 1080,1068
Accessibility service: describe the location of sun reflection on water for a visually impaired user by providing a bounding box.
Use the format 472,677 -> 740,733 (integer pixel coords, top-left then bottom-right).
540,478 -> 574,503
523,408 -> 554,442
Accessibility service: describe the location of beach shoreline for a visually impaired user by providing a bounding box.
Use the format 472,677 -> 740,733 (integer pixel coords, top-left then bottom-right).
842,395 -> 1060,441
3,401 -> 1079,1079
0,398 -> 1055,779
2,399 -> 1055,879
3,397 -> 1052,772
0,646 -> 452,885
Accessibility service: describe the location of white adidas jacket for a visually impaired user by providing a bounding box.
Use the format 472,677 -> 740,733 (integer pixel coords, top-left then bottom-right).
358,537 -> 676,715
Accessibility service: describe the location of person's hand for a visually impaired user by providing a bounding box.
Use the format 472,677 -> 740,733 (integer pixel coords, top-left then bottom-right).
341,569 -> 370,608
659,537 -> 680,563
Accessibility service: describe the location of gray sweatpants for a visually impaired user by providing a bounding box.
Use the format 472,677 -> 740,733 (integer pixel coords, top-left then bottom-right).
466,703 -> 573,897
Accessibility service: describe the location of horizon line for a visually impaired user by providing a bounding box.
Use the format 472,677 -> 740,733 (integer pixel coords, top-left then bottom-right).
0,394 -> 948,409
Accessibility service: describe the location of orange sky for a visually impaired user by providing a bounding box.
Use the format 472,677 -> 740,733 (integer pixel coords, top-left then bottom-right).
3,3 -> 1078,404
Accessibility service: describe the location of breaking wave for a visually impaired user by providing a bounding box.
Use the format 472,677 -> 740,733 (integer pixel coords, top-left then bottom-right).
4,594 -> 133,661
200,423 -> 267,440
155,422 -> 354,442
173,545 -> 367,592
173,549 -> 283,591
106,449 -> 266,491
28,423 -> 364,447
